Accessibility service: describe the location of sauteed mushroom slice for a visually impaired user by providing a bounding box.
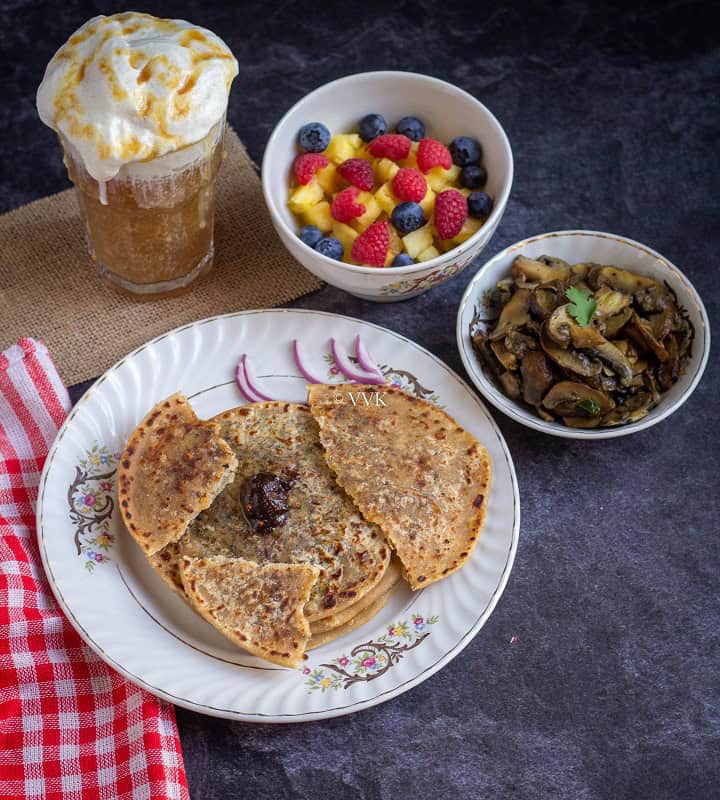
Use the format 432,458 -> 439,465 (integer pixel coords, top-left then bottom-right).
488,288 -> 531,341
564,416 -> 602,429
657,334 -> 680,391
537,255 -> 571,270
546,305 -> 575,347
635,284 -> 671,314
512,255 -> 571,283
529,286 -> 558,320
626,311 -> 669,362
542,381 -> 614,418
505,330 -> 537,359
569,325 -> 634,386
490,339 -> 518,372
520,351 -> 554,406
590,266 -> 658,295
540,324 -> 602,378
500,371 -> 522,401
602,307 -> 632,338
601,391 -> 653,426
594,286 -> 631,319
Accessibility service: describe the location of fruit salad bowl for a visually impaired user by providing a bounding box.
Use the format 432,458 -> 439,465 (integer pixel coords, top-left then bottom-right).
262,71 -> 513,302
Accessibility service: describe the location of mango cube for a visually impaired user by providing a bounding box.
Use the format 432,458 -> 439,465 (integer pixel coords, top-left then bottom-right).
374,182 -> 397,216
325,134 -> 362,164
288,181 -> 324,213
350,191 -> 382,232
375,158 -> 400,183
451,216 -> 483,245
332,221 -> 358,253
316,163 -> 344,194
302,200 -> 333,233
417,245 -> 441,262
418,187 -> 436,216
426,165 -> 462,192
402,224 -> 434,258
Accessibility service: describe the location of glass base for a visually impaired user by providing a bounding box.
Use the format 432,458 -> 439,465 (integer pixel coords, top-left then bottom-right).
97,245 -> 214,297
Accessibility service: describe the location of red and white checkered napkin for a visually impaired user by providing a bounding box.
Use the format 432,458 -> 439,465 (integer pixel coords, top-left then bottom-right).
0,338 -> 189,800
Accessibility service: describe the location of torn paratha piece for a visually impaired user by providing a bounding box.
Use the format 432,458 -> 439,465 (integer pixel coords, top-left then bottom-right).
180,555 -> 319,667
180,402 -> 390,622
308,384 -> 492,590
118,393 -> 238,556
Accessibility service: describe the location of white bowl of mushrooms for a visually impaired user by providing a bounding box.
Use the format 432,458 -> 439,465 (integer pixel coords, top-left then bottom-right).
456,230 -> 710,439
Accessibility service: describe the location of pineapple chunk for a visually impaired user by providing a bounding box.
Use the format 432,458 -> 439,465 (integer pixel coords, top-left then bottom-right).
354,143 -> 375,162
458,187 -> 472,198
399,141 -> 419,169
418,187 -> 436,216
417,245 -> 441,262
383,225 -> 403,266
350,192 -> 382,232
325,134 -> 362,164
426,165 -> 462,192
374,182 -> 397,216
331,221 -> 359,253
288,181 -> 324,213
316,163 -> 344,194
402,224 -> 434,258
451,216 -> 483,245
437,238 -> 457,253
375,158 -> 400,183
302,200 -> 333,233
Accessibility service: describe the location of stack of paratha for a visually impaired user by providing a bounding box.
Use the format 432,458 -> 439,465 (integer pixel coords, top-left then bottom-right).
119,384 -> 491,667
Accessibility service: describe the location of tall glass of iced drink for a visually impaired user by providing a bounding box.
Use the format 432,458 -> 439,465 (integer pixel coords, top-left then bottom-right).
37,13 -> 238,296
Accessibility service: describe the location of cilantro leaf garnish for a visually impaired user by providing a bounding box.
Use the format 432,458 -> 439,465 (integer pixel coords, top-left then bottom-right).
577,398 -> 601,416
566,286 -> 597,326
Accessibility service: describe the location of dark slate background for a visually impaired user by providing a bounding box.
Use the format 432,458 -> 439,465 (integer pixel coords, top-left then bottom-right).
3,1 -> 719,798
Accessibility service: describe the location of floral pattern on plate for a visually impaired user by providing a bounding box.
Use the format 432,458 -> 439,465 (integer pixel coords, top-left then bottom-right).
303,615 -> 439,693
68,443 -> 119,571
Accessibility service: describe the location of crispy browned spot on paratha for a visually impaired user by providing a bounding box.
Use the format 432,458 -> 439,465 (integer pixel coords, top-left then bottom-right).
118,393 -> 238,556
180,555 -> 318,668
180,402 -> 390,622
149,541 -> 185,599
308,384 -> 491,590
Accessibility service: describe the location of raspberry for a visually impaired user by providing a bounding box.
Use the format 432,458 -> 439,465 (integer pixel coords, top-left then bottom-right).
293,153 -> 329,185
331,187 -> 366,223
368,134 -> 412,161
351,220 -> 390,267
417,138 -> 452,173
392,168 -> 427,203
337,158 -> 374,191
434,189 -> 468,239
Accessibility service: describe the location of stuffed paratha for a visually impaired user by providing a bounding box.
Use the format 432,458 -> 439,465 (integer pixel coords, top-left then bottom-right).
180,555 -> 318,667
180,402 -> 390,621
118,394 -> 238,556
308,384 -> 491,589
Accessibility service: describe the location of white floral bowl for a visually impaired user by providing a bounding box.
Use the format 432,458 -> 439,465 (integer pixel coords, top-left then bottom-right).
262,71 -> 513,302
457,230 -> 711,439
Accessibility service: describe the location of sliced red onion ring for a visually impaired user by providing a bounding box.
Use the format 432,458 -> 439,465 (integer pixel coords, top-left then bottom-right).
330,338 -> 386,384
354,334 -> 385,381
293,339 -> 325,384
242,354 -> 275,401
235,357 -> 264,403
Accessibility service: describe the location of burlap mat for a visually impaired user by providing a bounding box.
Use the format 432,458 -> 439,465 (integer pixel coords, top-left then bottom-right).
0,128 -> 321,385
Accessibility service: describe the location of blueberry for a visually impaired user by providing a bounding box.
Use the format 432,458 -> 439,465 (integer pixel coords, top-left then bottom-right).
298,122 -> 331,153
468,191 -> 494,219
299,225 -> 323,248
391,202 -> 425,234
392,253 -> 415,267
460,165 -> 487,190
395,116 -> 425,141
358,113 -> 387,142
449,136 -> 482,166
314,236 -> 344,260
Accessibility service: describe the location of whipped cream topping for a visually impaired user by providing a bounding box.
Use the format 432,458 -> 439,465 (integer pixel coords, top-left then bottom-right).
37,12 -> 238,182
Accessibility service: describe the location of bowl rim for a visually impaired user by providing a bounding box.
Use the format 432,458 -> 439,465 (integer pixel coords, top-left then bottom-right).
261,70 -> 514,276
456,229 -> 711,440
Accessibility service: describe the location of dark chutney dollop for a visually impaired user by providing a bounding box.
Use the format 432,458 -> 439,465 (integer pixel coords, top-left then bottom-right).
240,471 -> 297,533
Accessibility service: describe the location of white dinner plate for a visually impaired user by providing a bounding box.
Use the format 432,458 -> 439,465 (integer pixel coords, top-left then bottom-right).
37,310 -> 519,722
